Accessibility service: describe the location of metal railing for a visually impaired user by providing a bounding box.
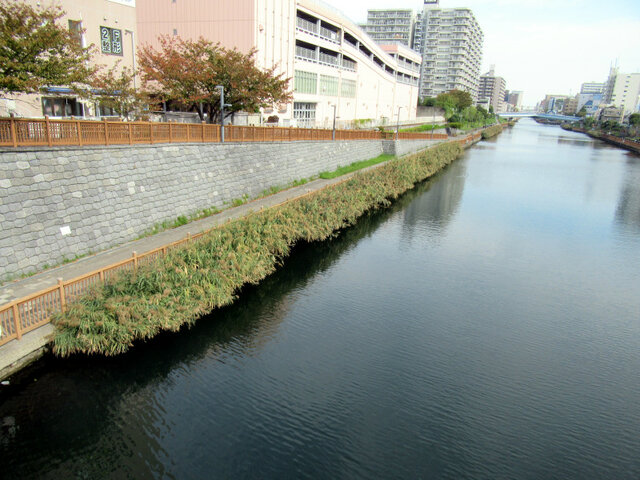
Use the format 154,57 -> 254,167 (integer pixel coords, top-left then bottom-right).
0,130 -> 489,347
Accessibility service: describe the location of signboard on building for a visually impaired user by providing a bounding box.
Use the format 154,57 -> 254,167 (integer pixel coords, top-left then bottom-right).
107,0 -> 136,7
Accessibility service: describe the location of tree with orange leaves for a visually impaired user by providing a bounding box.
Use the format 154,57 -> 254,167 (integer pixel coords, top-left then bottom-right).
138,36 -> 291,123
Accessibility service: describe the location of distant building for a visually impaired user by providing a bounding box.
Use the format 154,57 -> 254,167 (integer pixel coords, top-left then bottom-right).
562,96 -> 579,116
540,94 -> 571,113
576,93 -> 603,116
363,9 -> 416,49
478,66 -> 506,112
504,90 -> 523,111
415,0 -> 483,101
598,105 -> 624,123
604,67 -> 640,115
1,0 -> 138,118
580,82 -> 605,95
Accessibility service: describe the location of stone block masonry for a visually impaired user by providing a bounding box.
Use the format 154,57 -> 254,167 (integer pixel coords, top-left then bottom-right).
1,140 -> 383,280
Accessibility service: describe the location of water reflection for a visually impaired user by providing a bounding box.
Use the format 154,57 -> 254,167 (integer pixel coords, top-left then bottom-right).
615,158 -> 640,232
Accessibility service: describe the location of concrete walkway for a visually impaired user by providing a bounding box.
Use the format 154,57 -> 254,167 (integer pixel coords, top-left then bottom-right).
0,138 -> 444,379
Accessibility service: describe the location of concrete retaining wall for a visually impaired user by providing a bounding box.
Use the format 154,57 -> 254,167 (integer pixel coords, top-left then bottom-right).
383,139 -> 439,157
0,140 -> 383,279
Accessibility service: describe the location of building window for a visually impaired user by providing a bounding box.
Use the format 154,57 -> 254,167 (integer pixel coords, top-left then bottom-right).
293,102 -> 316,127
340,79 -> 356,98
68,20 -> 83,47
100,26 -> 123,55
319,75 -> 338,96
42,97 -> 84,117
294,70 -> 317,94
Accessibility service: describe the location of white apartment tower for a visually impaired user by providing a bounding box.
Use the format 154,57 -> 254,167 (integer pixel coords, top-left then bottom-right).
416,0 -> 483,101
363,9 -> 416,48
604,67 -> 640,115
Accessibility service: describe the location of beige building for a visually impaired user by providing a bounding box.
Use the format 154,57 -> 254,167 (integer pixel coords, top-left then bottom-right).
362,9 -> 416,48
136,0 -> 421,127
1,0 -> 138,118
604,68 -> 640,116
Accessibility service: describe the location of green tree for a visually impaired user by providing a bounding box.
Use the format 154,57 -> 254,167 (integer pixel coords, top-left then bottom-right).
435,89 -> 473,120
81,63 -> 143,119
629,113 -> 640,126
577,106 -> 587,118
0,0 -> 94,94
419,97 -> 436,107
138,36 -> 292,123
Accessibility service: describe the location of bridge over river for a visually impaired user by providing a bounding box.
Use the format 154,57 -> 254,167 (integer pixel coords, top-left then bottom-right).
498,111 -> 581,122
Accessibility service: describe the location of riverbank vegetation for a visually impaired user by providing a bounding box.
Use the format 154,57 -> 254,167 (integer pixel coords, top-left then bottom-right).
481,124 -> 504,139
319,154 -> 394,179
52,142 -> 464,356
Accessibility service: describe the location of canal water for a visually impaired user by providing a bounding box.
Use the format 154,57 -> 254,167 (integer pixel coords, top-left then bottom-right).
2,119 -> 639,479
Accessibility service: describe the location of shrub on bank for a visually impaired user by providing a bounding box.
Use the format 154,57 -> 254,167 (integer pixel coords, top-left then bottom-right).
481,124 -> 503,139
52,142 -> 464,356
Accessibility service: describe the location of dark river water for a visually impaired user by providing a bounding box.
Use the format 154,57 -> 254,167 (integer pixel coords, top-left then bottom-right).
2,119 -> 640,479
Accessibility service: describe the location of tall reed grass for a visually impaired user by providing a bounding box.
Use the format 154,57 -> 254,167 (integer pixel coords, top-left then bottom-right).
481,124 -> 503,139
52,141 -> 464,356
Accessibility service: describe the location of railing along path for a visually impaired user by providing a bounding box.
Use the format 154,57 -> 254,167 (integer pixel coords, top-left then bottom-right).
0,117 -> 449,148
0,126 -> 480,346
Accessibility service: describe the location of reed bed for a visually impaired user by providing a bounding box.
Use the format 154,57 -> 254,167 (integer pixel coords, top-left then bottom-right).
52,141 -> 464,356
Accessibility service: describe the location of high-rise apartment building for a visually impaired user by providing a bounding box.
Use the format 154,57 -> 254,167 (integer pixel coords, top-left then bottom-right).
504,90 -> 523,111
478,66 -> 506,112
363,9 -> 416,48
415,0 -> 483,101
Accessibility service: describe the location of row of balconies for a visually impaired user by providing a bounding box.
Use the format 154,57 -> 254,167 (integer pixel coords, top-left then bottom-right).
296,16 -> 341,45
295,43 -> 357,72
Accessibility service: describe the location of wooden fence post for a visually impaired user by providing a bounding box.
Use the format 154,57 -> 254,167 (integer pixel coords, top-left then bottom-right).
76,120 -> 84,146
58,278 -> 66,312
12,303 -> 22,340
150,122 -> 154,144
202,122 -> 205,142
45,116 -> 53,147
132,251 -> 138,273
10,117 -> 18,147
103,118 -> 109,145
128,123 -> 133,145
169,122 -> 173,143
186,123 -> 191,142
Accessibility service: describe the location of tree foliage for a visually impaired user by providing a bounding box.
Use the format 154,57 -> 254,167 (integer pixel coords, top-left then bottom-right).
138,36 -> 292,123
0,0 -> 94,94
629,113 -> 640,126
435,89 -> 473,119
80,63 -> 143,118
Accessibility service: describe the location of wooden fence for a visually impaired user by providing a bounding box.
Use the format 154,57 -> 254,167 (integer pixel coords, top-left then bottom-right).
0,117 -> 449,148
0,128 -> 477,347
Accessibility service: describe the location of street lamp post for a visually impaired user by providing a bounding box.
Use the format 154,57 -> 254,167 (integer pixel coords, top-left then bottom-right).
396,106 -> 403,140
215,85 -> 232,142
332,104 -> 337,140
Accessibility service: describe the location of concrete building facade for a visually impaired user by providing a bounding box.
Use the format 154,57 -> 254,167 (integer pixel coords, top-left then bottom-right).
415,0 -> 483,101
362,9 -> 416,49
478,66 -> 506,112
604,68 -> 640,115
136,0 -> 421,127
1,0 -> 138,119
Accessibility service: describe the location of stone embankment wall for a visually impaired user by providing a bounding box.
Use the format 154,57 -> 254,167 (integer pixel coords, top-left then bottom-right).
0,140 -> 383,279
383,139 -> 439,157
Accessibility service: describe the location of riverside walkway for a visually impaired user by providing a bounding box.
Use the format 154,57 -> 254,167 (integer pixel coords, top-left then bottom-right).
2,139 -> 453,379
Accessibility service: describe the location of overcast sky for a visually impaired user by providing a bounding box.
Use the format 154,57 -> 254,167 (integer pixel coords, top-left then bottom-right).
319,0 -> 640,107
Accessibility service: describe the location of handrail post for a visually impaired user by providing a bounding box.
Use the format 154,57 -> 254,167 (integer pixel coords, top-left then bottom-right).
45,116 -> 52,147
76,120 -> 84,146
12,303 -> 22,340
58,278 -> 66,312
132,251 -> 138,273
10,117 -> 18,147
103,118 -> 109,145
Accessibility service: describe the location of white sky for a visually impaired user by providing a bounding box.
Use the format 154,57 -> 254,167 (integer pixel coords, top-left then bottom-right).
319,0 -> 640,107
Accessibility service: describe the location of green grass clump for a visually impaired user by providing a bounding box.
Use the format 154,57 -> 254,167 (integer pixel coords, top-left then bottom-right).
319,154 -> 394,179
399,124 -> 441,133
52,141 -> 464,357
481,124 -> 504,139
